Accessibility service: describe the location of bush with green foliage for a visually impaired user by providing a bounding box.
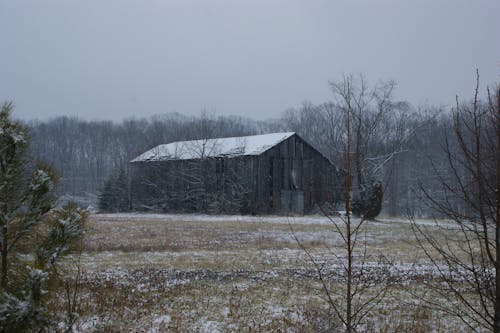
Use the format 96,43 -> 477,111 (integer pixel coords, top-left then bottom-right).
351,181 -> 383,219
98,168 -> 130,212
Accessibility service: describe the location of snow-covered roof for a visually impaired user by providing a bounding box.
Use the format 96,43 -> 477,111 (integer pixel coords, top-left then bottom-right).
131,132 -> 296,162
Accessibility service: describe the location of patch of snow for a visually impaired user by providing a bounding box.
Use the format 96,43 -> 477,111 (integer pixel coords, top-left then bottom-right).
231,282 -> 249,291
195,318 -> 223,333
95,212 -> 455,227
95,212 -> 335,225
57,193 -> 98,209
72,316 -> 101,333
148,315 -> 171,333
130,132 -> 295,162
260,230 -> 344,246
377,217 -> 459,228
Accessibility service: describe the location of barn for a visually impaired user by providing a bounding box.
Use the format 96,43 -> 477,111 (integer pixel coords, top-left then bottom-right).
129,132 -> 342,214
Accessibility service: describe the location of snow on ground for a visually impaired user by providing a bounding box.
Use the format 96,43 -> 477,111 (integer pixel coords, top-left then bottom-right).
95,212 -> 457,227
80,258 -> 472,293
71,213 -> 473,332
148,315 -> 171,333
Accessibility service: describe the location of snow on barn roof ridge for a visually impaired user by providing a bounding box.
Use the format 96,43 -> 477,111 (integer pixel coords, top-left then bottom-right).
131,132 -> 296,162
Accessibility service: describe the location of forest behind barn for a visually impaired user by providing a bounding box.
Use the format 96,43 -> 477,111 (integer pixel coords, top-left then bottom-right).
27,77 -> 470,217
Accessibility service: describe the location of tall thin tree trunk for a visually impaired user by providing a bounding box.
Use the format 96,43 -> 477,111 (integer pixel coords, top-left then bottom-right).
495,224 -> 500,333
494,87 -> 500,333
345,102 -> 353,333
346,207 -> 352,333
1,225 -> 7,289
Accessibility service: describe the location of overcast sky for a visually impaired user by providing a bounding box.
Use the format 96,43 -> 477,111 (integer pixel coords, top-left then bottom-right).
1,0 -> 499,121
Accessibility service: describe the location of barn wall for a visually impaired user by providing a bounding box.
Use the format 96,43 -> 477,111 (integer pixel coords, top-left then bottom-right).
250,134 -> 340,214
130,157 -> 254,213
130,134 -> 341,214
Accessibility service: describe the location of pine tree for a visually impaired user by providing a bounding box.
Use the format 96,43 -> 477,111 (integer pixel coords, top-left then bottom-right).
99,167 -> 130,212
0,102 -> 87,332
351,181 -> 383,219
363,182 -> 383,220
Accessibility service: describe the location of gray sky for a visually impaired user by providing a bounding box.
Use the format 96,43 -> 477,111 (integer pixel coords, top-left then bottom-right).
1,0 -> 499,121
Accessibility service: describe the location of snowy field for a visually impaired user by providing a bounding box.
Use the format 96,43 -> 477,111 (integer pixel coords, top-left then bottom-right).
57,213 -> 477,332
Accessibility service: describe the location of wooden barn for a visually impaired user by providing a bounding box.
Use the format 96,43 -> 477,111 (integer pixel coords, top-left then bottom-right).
129,132 -> 342,214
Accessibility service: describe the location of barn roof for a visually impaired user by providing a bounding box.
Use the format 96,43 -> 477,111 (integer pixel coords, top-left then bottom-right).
131,132 -> 296,162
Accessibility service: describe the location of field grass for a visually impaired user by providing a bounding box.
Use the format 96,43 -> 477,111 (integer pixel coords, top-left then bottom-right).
53,213 -> 480,332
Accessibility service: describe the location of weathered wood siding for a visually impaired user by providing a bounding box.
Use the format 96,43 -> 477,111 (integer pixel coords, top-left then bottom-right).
246,134 -> 339,214
130,133 -> 341,214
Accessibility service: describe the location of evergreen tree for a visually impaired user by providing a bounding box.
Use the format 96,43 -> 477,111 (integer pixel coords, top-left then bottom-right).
0,102 -> 87,332
98,167 -> 130,212
363,182 -> 383,219
351,181 -> 383,219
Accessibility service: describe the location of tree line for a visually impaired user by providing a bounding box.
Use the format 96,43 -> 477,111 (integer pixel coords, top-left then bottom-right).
26,77 -> 473,216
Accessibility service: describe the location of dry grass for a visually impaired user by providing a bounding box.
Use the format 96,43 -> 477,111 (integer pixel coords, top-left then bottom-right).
49,213 -> 479,332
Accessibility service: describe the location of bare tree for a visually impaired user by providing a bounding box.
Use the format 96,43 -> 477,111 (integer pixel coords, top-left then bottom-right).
412,72 -> 500,332
295,76 -> 400,332
282,75 -> 411,218
329,75 -> 409,218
